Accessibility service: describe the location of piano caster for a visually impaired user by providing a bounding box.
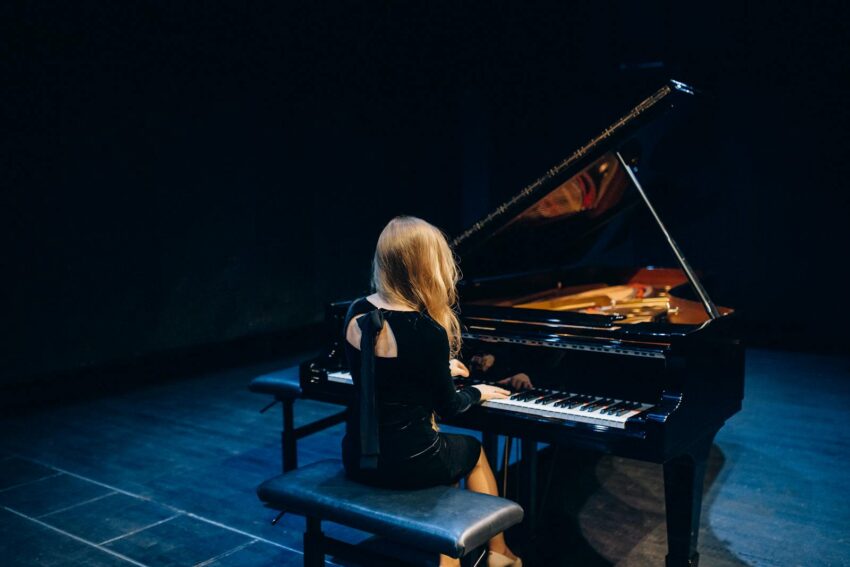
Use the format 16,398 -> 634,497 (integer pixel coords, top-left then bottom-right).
666,552 -> 699,567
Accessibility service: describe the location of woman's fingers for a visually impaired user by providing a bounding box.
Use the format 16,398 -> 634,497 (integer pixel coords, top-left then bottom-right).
472,384 -> 512,401
449,359 -> 470,377
485,385 -> 510,399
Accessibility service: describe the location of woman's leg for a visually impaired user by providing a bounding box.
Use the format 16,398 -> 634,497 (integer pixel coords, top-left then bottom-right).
466,448 -> 518,559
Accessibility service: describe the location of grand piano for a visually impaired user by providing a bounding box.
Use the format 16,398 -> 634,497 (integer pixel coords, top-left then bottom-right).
300,80 -> 745,566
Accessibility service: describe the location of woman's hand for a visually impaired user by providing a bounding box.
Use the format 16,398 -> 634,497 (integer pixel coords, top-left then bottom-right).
472,384 -> 511,401
449,358 -> 470,378
498,373 -> 534,391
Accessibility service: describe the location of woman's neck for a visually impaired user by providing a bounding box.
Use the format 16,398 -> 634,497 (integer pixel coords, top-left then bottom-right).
367,292 -> 416,312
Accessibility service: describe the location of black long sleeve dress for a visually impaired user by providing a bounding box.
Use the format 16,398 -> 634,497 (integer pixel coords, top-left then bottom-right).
341,297 -> 482,489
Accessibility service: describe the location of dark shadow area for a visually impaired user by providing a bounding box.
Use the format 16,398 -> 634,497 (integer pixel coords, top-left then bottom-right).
2,326 -> 323,413
501,444 -> 747,566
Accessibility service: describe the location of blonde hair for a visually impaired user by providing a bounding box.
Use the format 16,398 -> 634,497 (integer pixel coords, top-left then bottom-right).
372,216 -> 462,357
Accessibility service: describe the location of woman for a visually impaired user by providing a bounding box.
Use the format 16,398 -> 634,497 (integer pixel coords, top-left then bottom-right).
342,216 -> 522,567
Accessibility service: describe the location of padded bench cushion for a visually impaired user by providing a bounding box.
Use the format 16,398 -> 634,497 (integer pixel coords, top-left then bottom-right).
249,366 -> 302,398
257,459 -> 524,558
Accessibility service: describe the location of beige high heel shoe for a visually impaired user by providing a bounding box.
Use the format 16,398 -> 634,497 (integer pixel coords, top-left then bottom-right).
487,550 -> 522,567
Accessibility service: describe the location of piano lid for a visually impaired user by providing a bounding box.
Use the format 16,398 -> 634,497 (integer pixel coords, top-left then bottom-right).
452,80 -> 720,320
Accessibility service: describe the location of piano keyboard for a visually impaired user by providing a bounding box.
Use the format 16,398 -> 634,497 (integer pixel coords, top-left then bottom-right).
483,390 -> 653,429
324,370 -> 651,429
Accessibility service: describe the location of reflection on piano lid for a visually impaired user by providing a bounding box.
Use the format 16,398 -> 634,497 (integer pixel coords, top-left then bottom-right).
453,80 -> 733,331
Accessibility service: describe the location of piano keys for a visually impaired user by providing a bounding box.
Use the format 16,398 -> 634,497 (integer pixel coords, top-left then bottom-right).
322,369 -> 655,430
485,390 -> 654,429
301,79 -> 745,567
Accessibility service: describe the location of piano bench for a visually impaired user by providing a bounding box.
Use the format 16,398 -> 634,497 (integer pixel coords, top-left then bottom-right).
250,367 -> 347,473
257,459 -> 524,567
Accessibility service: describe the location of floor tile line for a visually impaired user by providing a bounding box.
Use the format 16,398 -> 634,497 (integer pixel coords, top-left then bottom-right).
192,539 -> 258,567
9,454 -> 151,499
185,512 -> 303,553
0,471 -> 63,493
8,454 -> 308,559
38,491 -> 118,518
2,505 -> 149,567
98,513 -> 182,545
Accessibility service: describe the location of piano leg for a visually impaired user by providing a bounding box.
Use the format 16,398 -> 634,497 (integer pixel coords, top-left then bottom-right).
663,432 -> 715,567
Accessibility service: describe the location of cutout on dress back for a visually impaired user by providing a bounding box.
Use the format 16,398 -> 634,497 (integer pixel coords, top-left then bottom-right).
346,314 -> 398,358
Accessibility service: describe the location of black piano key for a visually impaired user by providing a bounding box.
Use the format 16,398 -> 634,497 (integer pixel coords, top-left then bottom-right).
600,401 -> 625,415
612,401 -> 643,416
579,398 -> 603,411
534,392 -> 568,405
517,390 -> 549,402
556,395 -> 586,408
567,395 -> 593,409
548,394 -> 577,406
586,398 -> 616,413
552,395 -> 577,408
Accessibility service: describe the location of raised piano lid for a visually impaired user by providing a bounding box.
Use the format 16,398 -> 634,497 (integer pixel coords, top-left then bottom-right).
453,80 -> 732,333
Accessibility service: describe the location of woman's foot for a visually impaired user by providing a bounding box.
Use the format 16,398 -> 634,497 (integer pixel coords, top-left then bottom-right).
488,548 -> 521,567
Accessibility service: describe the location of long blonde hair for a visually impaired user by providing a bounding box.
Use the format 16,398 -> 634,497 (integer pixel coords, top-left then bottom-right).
372,216 -> 462,357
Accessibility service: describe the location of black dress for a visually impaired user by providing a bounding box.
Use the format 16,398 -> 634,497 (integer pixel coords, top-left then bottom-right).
341,297 -> 482,489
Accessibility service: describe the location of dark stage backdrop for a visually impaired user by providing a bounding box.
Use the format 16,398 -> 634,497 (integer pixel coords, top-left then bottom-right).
5,2 -> 850,385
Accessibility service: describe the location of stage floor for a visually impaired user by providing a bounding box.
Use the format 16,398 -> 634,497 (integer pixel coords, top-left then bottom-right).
1,348 -> 848,566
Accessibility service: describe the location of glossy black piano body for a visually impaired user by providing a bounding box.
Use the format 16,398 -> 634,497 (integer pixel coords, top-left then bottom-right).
301,80 -> 745,566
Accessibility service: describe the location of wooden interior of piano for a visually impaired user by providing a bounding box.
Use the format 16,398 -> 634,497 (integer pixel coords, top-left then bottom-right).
466,267 -> 733,325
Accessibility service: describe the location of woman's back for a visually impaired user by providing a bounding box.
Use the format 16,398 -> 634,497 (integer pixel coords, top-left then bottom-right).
341,296 -> 481,488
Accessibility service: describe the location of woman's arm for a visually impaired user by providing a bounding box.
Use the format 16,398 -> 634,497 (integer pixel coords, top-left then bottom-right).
422,326 -> 478,418
424,326 -> 509,418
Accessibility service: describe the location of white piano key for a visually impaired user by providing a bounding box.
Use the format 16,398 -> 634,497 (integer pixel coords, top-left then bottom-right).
328,370 -> 353,384
482,395 -> 652,429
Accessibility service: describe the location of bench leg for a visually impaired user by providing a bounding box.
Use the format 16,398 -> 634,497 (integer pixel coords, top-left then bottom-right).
282,398 -> 298,473
304,516 -> 325,567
